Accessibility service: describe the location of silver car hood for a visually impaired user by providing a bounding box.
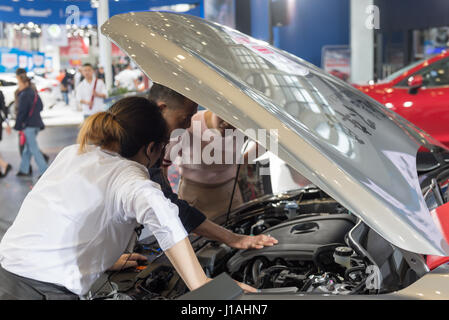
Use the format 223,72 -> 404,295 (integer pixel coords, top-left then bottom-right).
102,12 -> 449,256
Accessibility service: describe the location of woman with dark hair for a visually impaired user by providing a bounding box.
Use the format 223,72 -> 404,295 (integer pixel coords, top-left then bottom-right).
14,72 -> 48,177
0,96 -> 255,299
14,68 -> 49,175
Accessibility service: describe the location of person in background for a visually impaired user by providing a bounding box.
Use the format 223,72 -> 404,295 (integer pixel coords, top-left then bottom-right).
74,66 -> 83,89
97,65 -> 105,82
147,84 -> 277,250
14,69 -> 49,175
112,63 -> 119,84
60,70 -> 70,106
56,70 -> 65,83
167,110 -> 259,220
0,96 -> 255,299
76,63 -> 108,120
114,63 -> 140,92
14,73 -> 48,178
0,89 -> 12,178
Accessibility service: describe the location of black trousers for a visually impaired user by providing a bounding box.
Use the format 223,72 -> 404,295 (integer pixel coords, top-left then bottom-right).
0,265 -> 79,300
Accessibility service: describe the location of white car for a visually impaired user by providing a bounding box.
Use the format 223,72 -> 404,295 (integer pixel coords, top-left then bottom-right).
28,73 -> 59,110
92,11 -> 449,300
0,73 -> 59,119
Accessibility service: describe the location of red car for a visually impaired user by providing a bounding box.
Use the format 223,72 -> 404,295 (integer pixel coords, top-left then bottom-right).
355,51 -> 449,147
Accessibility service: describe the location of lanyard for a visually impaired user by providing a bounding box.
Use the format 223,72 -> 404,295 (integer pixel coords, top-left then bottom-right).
28,92 -> 38,117
89,78 -> 98,110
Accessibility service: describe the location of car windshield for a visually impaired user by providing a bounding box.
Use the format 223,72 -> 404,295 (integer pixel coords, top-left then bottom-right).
378,55 -> 437,84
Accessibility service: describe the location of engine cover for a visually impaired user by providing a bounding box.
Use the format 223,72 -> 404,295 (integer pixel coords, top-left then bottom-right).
227,214 -> 356,272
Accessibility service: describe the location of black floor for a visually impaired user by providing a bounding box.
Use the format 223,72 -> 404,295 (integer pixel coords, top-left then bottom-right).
0,125 -> 79,241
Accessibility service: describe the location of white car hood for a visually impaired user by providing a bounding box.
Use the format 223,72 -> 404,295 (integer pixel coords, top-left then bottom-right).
102,12 -> 449,256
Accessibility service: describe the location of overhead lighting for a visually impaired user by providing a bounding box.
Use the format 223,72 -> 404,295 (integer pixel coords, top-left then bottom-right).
149,4 -> 198,13
90,0 -> 99,9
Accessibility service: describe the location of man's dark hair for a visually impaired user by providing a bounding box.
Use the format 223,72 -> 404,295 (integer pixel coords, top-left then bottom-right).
148,83 -> 188,109
15,68 -> 27,76
82,63 -> 93,69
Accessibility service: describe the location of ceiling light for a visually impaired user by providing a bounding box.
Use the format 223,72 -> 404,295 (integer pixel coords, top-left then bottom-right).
149,3 -> 198,13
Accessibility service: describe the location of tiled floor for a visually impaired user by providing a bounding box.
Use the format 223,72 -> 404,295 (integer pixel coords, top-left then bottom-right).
0,125 -> 79,241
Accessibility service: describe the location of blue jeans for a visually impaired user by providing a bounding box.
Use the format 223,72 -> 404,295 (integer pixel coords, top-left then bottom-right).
19,127 -> 48,175
62,91 -> 69,105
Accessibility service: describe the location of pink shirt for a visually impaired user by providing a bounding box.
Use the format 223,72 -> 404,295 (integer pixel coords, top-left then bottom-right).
165,111 -> 244,185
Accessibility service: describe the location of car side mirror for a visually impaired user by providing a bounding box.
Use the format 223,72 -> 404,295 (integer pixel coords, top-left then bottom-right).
408,75 -> 423,94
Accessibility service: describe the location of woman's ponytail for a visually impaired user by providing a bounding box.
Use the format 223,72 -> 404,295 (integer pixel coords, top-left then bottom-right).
77,111 -> 125,154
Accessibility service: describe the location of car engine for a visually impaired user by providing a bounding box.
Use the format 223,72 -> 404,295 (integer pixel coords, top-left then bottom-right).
91,187 -> 423,300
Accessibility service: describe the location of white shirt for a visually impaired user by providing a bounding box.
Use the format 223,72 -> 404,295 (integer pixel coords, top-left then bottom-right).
76,77 -> 108,116
114,69 -> 139,91
0,145 -> 187,296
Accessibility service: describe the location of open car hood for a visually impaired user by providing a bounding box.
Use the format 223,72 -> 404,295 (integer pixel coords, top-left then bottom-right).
102,12 -> 449,256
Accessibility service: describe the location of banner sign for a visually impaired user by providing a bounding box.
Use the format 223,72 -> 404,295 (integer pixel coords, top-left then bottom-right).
321,45 -> 351,82
0,0 -> 203,26
18,50 -> 32,70
59,37 -> 89,57
32,51 -> 45,68
0,47 -> 45,73
42,24 -> 68,47
0,48 -> 19,72
0,0 -> 95,26
45,56 -> 53,72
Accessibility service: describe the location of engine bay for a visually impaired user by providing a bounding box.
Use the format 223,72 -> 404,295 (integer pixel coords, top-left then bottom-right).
89,187 -> 426,300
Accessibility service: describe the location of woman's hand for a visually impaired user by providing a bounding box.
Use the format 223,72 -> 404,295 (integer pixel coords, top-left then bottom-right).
235,281 -> 258,293
227,233 -> 278,250
193,220 -> 278,251
108,253 -> 148,271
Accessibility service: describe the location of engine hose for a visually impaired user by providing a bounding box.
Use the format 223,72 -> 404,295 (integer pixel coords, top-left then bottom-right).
300,278 -> 313,292
348,277 -> 367,295
344,266 -> 366,282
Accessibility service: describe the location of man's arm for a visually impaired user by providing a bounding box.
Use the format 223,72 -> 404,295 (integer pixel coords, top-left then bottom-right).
150,167 -> 207,233
94,92 -> 107,99
76,84 -> 89,105
193,219 -> 278,250
149,167 -> 278,249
